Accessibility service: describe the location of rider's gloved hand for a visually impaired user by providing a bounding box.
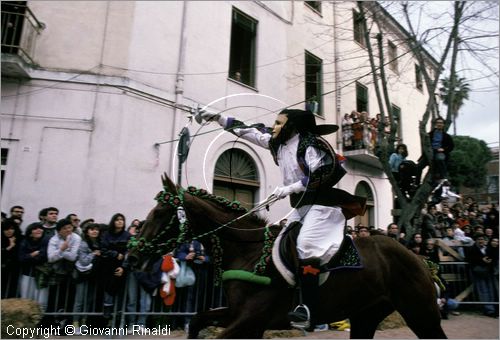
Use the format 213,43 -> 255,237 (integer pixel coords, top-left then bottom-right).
195,108 -> 227,126
272,181 -> 305,199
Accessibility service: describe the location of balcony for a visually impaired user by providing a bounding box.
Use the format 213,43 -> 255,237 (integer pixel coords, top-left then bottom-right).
1,2 -> 44,78
341,120 -> 383,169
343,148 -> 383,169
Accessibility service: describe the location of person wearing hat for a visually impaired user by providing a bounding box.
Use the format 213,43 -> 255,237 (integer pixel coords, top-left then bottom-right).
198,108 -> 366,330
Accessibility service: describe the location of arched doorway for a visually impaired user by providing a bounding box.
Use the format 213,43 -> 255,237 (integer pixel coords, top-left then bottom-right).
213,148 -> 259,210
354,181 -> 375,227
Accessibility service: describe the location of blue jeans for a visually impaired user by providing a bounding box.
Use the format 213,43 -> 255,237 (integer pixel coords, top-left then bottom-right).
126,273 -> 152,327
472,274 -> 496,314
19,275 -> 49,312
73,279 -> 97,322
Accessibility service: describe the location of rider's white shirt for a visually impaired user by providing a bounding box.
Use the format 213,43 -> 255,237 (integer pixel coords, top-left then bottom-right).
229,126 -> 325,186
224,119 -> 344,263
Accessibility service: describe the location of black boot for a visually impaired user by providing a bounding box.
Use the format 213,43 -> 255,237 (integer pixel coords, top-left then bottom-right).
288,258 -> 320,331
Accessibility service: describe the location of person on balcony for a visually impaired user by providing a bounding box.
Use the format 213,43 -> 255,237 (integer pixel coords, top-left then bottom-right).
341,113 -> 353,151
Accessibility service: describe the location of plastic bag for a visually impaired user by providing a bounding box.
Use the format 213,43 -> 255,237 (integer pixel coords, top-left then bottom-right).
175,261 -> 196,287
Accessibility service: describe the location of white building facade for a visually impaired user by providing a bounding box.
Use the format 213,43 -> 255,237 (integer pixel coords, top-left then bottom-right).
1,1 -> 437,230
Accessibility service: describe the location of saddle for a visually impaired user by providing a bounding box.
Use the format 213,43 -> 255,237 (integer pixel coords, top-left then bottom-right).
272,222 -> 363,286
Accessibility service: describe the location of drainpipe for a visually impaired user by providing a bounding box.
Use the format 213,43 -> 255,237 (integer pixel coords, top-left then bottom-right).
332,2 -> 342,149
170,1 -> 189,184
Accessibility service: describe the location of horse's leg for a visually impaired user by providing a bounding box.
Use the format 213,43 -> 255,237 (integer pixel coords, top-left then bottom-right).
398,306 -> 447,339
348,300 -> 394,339
395,293 -> 447,339
188,307 -> 232,339
218,320 -> 265,339
217,298 -> 280,339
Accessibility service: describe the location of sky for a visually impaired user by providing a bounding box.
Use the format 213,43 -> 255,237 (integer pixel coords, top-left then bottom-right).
455,84 -> 499,147
384,1 -> 499,147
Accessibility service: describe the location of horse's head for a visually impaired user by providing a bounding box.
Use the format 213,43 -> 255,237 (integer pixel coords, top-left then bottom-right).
128,173 -> 272,274
128,173 -> 185,270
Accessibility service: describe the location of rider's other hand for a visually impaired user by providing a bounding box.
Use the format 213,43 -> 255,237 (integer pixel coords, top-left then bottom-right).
272,182 -> 305,199
272,186 -> 289,199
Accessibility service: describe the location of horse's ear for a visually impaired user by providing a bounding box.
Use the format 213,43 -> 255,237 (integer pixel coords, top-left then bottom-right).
161,172 -> 178,194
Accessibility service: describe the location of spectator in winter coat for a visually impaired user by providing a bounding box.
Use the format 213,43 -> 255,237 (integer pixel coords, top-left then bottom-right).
416,117 -> 454,184
466,233 -> 497,317
175,240 -> 210,332
101,213 -> 131,319
18,223 -> 50,311
1,218 -> 22,298
46,219 -> 82,318
73,223 -> 103,330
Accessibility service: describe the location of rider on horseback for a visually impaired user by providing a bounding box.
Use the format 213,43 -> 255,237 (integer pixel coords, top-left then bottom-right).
197,108 -> 365,331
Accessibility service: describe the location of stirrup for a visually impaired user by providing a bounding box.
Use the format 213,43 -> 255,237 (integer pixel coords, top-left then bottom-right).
288,304 -> 310,330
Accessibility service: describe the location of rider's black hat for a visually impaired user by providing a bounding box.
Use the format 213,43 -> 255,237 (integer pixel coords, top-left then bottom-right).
280,109 -> 338,135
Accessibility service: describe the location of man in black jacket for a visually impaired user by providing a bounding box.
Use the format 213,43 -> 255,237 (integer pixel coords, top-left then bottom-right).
417,117 -> 454,185
466,233 -> 497,317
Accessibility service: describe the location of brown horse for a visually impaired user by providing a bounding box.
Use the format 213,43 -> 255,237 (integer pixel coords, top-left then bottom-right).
129,175 -> 447,339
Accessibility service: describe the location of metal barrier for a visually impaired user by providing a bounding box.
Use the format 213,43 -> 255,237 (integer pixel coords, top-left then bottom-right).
1,266 -> 225,332
2,259 -> 497,332
434,240 -> 498,306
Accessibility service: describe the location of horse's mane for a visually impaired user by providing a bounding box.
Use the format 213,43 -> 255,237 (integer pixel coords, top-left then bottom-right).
185,187 -> 269,230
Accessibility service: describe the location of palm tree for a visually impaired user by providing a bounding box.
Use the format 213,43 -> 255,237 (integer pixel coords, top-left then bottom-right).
439,75 -> 470,135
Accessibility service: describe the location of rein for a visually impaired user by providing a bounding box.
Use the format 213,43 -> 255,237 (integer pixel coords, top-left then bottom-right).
161,186 -> 279,238
128,185 -> 280,284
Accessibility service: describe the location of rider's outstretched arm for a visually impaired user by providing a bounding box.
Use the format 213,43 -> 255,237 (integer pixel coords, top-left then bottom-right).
198,110 -> 271,149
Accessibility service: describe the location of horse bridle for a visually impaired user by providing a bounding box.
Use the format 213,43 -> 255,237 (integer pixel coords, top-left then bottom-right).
157,185 -> 280,236
128,186 -> 280,282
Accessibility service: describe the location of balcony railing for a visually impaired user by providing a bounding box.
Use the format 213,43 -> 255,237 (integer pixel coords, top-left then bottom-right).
342,120 -> 384,168
1,3 -> 44,67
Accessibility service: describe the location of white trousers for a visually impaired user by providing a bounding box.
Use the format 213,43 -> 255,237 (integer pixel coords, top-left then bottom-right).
285,205 -> 345,265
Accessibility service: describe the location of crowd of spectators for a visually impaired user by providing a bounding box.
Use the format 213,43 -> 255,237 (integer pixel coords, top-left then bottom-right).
341,110 -> 391,152
0,205 -> 213,334
347,197 -> 499,318
2,192 -> 498,330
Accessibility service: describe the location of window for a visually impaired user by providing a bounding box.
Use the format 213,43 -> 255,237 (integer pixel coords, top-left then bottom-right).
415,64 -> 423,91
213,149 -> 259,210
229,8 -> 257,87
354,181 -> 373,227
305,1 -> 321,13
305,51 -> 322,116
353,9 -> 366,47
388,40 -> 398,73
1,148 -> 8,191
392,104 -> 402,141
1,1 -> 27,55
356,82 -> 368,112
